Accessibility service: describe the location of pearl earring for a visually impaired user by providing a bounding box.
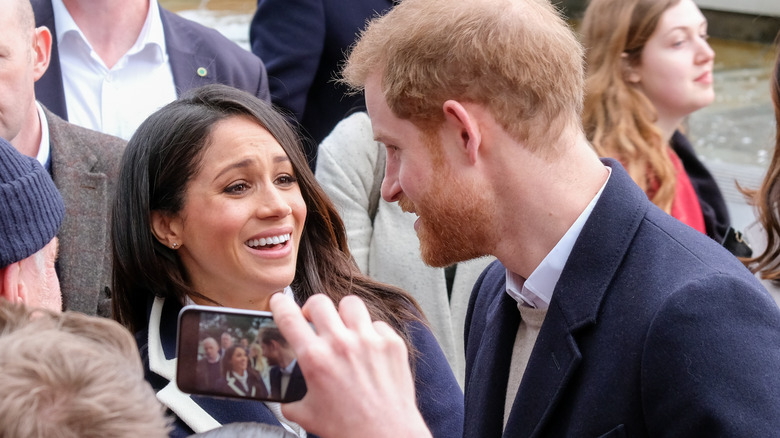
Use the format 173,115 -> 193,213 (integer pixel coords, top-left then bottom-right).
171,242 -> 179,249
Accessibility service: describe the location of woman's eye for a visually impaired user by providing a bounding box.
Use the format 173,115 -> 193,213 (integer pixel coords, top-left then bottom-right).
225,183 -> 249,194
275,175 -> 298,186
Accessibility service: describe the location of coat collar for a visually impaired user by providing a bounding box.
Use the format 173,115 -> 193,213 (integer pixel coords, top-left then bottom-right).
46,107 -> 112,314
159,7 -> 214,93
148,296 -> 222,433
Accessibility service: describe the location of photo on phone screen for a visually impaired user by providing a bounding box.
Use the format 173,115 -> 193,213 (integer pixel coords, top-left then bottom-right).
176,305 -> 306,403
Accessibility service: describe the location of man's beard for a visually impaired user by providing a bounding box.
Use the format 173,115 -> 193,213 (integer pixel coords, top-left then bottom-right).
399,172 -> 495,267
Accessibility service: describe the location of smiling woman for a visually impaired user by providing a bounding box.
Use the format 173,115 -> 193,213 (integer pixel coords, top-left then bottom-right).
581,0 -> 738,248
149,115 -> 307,311
110,84 -> 463,437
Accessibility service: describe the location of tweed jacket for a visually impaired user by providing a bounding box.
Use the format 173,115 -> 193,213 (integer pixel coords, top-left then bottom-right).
464,159 -> 780,437
31,0 -> 270,123
315,112 -> 494,386
47,106 -> 125,316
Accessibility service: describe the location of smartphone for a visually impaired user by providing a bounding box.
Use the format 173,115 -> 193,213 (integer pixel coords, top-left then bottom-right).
176,305 -> 306,403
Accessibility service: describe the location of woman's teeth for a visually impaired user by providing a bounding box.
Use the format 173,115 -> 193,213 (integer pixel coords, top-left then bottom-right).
245,233 -> 291,249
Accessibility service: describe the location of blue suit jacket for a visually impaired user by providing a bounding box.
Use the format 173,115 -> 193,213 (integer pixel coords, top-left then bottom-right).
249,0 -> 395,167
269,363 -> 307,402
31,0 -> 270,121
464,159 -> 780,437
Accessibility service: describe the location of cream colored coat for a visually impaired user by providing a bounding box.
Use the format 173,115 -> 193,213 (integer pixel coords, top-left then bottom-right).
315,112 -> 494,386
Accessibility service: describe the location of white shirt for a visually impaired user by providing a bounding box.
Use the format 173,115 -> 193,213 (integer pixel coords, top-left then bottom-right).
279,358 -> 297,398
35,102 -> 51,170
52,0 -> 177,140
506,166 -> 612,309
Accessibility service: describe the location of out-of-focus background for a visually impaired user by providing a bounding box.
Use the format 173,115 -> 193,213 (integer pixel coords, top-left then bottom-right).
160,0 -> 779,232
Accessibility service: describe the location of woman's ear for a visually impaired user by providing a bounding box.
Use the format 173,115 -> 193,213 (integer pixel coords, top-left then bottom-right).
621,52 -> 641,84
150,211 -> 183,249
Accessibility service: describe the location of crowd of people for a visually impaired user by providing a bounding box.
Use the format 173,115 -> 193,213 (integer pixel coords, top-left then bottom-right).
1,0 -> 780,436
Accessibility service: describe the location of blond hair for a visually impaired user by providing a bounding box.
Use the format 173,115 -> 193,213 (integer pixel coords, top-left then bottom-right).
581,0 -> 680,212
343,0 -> 585,154
0,302 -> 171,438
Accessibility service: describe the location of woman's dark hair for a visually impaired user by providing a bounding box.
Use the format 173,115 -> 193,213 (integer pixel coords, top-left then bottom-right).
111,84 -> 424,353
222,346 -> 245,375
743,40 -> 780,280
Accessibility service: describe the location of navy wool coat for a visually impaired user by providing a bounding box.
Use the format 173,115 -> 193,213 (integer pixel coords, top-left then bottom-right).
464,159 -> 780,437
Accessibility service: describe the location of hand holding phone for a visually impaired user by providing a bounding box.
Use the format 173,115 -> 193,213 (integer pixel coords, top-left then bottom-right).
269,294 -> 432,438
176,305 -> 306,403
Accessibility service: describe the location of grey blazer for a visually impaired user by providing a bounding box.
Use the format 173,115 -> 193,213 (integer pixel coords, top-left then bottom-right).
47,106 -> 126,316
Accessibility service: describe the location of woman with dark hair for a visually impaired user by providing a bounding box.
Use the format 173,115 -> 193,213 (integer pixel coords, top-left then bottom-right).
742,45 -> 780,305
111,84 -> 462,437
581,0 -> 746,254
215,346 -> 269,399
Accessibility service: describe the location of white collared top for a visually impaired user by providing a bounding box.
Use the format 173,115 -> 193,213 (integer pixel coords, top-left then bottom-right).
34,102 -> 51,171
51,0 -> 177,140
506,166 -> 612,310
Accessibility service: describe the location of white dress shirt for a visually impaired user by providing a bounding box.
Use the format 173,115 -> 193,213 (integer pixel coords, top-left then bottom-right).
52,0 -> 177,140
506,166 -> 612,309
34,102 -> 51,171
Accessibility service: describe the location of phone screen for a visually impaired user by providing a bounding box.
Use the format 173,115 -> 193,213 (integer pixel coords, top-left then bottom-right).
176,305 -> 306,403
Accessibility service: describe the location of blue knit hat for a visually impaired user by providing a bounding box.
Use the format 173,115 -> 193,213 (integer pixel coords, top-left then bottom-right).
0,137 -> 64,267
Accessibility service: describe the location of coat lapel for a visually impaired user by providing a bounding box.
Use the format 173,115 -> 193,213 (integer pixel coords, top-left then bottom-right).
48,110 -> 109,314
502,305 -> 581,437
465,290 -> 522,437
160,7 -> 215,94
504,159 -> 648,437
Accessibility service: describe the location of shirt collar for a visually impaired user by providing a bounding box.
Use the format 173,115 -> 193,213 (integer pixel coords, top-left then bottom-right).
51,0 -> 80,44
35,102 -> 51,172
51,0 -> 167,64
281,358 -> 298,375
505,165 -> 612,309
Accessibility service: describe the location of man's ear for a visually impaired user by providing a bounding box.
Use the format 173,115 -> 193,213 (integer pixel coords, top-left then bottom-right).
621,52 -> 641,84
0,263 -> 28,304
442,100 -> 482,165
32,26 -> 52,82
150,210 -> 183,249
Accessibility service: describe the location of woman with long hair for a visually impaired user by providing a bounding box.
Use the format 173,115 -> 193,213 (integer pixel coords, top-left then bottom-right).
215,346 -> 268,399
742,46 -> 780,304
581,0 -> 738,250
111,84 -> 463,437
